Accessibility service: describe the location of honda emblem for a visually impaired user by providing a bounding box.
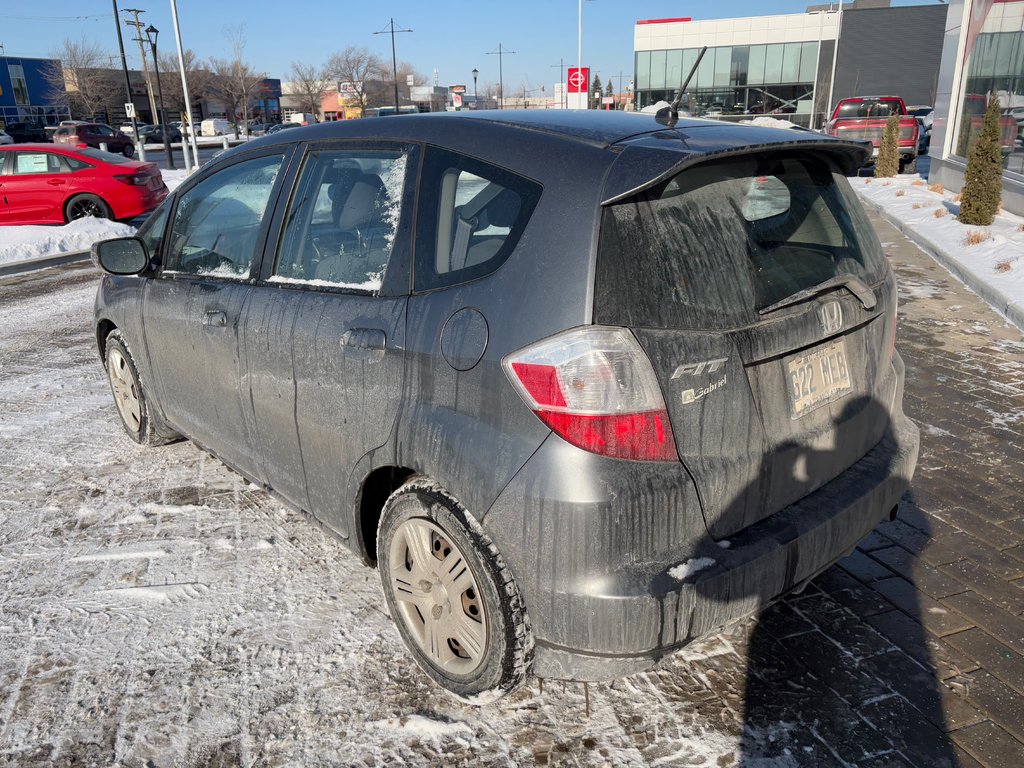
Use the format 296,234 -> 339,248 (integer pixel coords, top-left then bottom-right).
819,301 -> 843,335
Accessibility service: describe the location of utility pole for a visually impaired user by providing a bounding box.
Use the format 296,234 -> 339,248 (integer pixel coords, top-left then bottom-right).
374,18 -> 412,114
111,1 -> 138,141
486,44 -> 515,109
550,58 -> 566,108
124,8 -> 159,124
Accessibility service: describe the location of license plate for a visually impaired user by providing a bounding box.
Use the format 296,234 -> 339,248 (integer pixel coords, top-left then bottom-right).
787,340 -> 852,418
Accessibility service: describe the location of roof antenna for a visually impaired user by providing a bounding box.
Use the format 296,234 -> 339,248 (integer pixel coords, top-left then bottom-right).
657,46 -> 707,128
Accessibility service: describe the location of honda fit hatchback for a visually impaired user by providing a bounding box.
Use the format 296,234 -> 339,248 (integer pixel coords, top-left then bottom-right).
92,111 -> 920,703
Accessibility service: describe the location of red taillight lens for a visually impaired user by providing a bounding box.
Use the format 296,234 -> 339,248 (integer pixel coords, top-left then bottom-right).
504,327 -> 678,462
114,174 -> 148,186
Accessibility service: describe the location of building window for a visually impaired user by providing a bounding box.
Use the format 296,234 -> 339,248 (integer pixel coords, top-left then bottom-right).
951,2 -> 1024,175
8,65 -> 29,106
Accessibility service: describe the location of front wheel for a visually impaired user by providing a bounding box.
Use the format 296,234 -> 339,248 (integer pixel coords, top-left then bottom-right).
378,478 -> 534,704
122,143 -> 135,158
104,330 -> 180,446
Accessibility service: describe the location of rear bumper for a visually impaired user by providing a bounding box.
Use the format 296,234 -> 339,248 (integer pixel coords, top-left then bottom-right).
482,361 -> 920,681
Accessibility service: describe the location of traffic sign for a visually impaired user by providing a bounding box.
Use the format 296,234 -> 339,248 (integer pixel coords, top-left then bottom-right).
124,102 -> 136,118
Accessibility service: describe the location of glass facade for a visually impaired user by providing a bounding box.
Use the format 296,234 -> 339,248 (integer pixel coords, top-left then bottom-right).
952,3 -> 1024,174
635,42 -> 820,122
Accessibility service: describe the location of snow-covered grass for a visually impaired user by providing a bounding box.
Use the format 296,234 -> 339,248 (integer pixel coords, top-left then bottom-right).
851,174 -> 1024,327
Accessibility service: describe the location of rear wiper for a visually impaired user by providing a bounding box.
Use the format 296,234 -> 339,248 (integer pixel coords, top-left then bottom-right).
758,274 -> 877,315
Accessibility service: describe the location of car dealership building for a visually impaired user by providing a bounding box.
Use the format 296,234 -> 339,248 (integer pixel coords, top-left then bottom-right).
929,0 -> 1024,214
633,1 -> 947,128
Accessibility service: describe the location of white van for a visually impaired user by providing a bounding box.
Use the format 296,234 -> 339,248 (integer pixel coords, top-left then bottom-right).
288,113 -> 316,126
201,118 -> 232,136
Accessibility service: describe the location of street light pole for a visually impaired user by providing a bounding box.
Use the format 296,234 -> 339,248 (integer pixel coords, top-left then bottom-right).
374,18 -> 412,114
169,0 -> 198,171
145,25 -> 175,170
825,1 -> 845,125
486,44 -> 515,109
472,68 -> 478,107
111,0 -> 138,145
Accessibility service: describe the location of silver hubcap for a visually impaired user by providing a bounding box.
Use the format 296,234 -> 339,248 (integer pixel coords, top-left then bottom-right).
389,518 -> 487,674
107,349 -> 142,433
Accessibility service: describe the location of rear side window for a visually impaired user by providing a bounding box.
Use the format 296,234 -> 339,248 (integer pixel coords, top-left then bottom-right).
11,152 -> 66,174
595,153 -> 886,330
273,148 -> 407,291
415,147 -> 541,291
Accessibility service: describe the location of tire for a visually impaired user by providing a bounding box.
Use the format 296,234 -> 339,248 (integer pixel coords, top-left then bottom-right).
65,194 -> 112,222
900,157 -> 918,175
377,477 -> 534,704
122,143 -> 134,157
104,330 -> 180,446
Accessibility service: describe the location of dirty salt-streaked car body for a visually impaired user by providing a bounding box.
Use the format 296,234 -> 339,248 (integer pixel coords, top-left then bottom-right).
91,110 -> 920,702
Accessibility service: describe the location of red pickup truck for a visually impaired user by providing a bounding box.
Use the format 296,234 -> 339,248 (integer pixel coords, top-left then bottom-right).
825,96 -> 920,173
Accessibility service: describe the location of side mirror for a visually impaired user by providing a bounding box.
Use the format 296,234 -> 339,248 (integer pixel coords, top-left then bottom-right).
92,237 -> 149,275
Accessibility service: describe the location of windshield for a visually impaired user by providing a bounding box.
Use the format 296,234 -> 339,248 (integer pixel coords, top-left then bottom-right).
837,99 -> 902,119
595,152 -> 887,330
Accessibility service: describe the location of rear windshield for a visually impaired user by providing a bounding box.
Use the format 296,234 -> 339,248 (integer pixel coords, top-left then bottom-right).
595,153 -> 886,330
76,148 -> 131,164
837,99 -> 902,119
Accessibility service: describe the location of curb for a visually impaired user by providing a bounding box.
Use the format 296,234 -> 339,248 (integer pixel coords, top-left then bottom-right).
0,250 -> 90,278
861,198 -> 1024,333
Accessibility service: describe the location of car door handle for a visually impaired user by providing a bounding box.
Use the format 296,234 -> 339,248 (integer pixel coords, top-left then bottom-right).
202,310 -> 228,327
341,328 -> 386,350
47,179 -> 65,186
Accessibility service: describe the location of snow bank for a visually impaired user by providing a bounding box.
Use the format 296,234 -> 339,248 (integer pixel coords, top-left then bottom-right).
851,175 -> 1024,328
162,168 -> 190,192
738,116 -> 800,130
0,217 -> 135,265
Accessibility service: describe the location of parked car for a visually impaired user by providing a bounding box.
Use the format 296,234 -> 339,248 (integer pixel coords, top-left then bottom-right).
0,143 -> 166,224
53,122 -> 136,157
3,121 -> 49,143
90,111 -> 919,702
0,129 -> 12,146
265,122 -> 300,135
201,118 -> 232,136
825,96 -> 920,173
137,124 -> 183,144
906,105 -> 934,153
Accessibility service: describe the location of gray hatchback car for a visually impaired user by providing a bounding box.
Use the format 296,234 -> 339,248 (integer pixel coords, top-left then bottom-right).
92,111 -> 920,703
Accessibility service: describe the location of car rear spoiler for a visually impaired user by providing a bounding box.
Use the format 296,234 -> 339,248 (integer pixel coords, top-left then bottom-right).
601,135 -> 871,206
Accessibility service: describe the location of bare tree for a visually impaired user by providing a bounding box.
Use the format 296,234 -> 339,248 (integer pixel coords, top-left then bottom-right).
395,61 -> 427,87
44,37 -> 120,121
208,27 -> 265,137
158,49 -> 213,121
286,62 -> 332,118
325,46 -> 387,118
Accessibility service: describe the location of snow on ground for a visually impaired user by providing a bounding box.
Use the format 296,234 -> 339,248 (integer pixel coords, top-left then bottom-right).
851,174 -> 1024,326
161,168 -> 190,193
0,217 -> 135,266
738,116 -> 799,130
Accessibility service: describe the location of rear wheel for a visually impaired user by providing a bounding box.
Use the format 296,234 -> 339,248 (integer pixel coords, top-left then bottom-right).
122,143 -> 135,157
104,330 -> 180,446
377,478 -> 533,704
65,194 -> 112,222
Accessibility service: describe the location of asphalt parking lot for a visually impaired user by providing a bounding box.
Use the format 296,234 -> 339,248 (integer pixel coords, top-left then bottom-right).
0,209 -> 1021,767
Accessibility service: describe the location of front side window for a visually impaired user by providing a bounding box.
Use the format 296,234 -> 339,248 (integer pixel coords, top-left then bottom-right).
165,154 -> 284,278
415,148 -> 541,291
273,148 -> 407,290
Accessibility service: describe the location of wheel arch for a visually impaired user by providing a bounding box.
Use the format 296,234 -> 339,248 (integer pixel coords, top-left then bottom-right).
356,465 -> 416,566
96,318 -> 117,361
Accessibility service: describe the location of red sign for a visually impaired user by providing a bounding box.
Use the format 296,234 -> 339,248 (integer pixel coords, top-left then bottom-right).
567,67 -> 589,94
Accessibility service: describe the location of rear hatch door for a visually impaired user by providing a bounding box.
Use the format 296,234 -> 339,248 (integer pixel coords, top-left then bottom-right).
595,148 -> 897,539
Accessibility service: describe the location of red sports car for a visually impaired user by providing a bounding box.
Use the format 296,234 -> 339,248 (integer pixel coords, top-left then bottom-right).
0,144 -> 167,225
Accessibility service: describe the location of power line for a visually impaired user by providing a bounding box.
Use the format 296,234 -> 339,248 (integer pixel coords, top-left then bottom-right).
0,14 -> 105,21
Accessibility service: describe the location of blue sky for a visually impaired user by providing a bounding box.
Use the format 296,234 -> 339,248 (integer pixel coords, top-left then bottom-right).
5,1 -> 937,97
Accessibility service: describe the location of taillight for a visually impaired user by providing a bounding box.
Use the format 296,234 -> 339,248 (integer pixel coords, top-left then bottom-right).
503,326 -> 678,462
114,174 -> 148,186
